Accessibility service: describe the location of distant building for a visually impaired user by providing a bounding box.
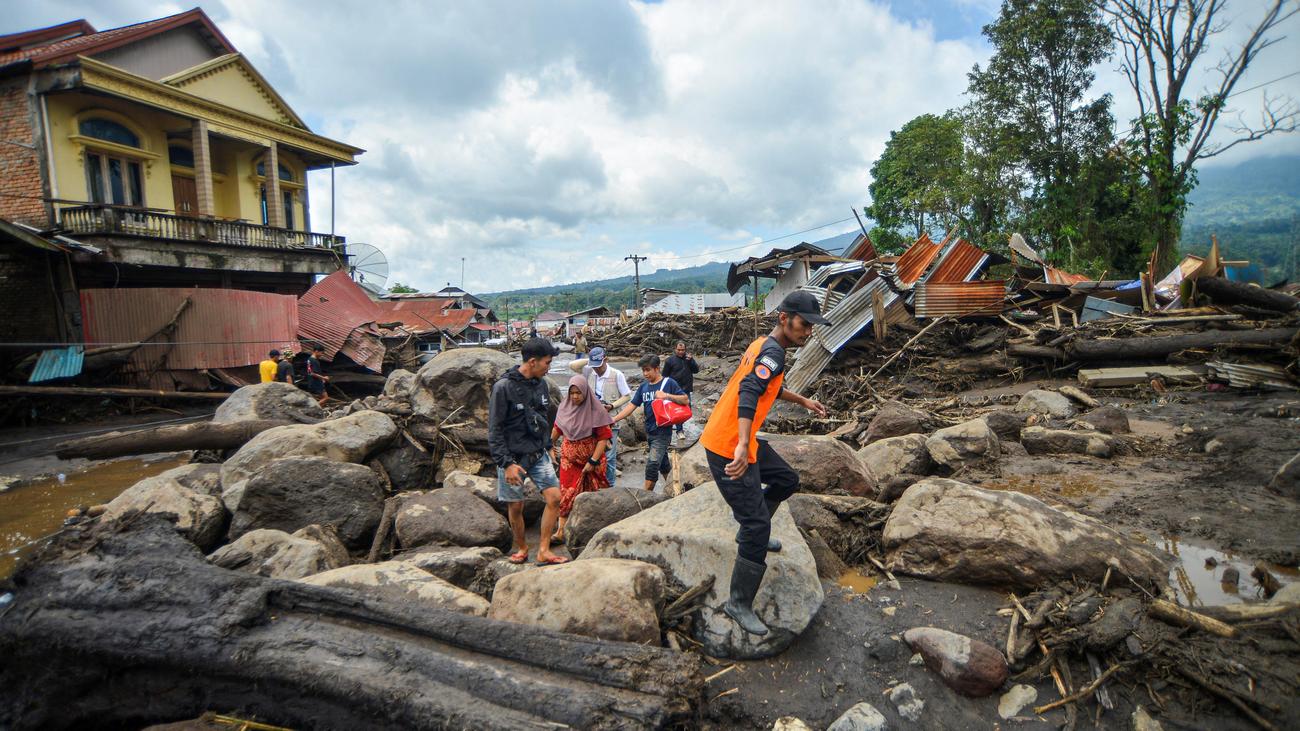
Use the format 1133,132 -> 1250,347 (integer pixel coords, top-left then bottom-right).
643,292 -> 747,315
639,287 -> 677,308
563,306 -> 617,337
532,310 -> 569,334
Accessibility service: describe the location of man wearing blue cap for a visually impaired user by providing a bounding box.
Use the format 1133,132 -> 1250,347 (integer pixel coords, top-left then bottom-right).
570,345 -> 631,485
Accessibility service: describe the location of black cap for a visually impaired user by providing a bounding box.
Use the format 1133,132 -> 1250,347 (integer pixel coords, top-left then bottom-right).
776,291 -> 832,326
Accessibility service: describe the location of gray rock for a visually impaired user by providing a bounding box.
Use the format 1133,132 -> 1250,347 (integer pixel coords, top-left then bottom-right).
1086,597 -> 1143,651
998,684 -> 1038,719
981,410 -> 1027,441
393,487 -> 511,551
857,433 -> 931,487
488,558 -> 665,643
400,545 -> 502,589
208,526 -> 348,579
579,482 -> 823,659
374,438 -> 434,492
1269,581 -> 1300,604
102,474 -> 227,550
411,347 -> 560,433
227,456 -> 384,549
300,561 -> 489,616
153,463 -> 223,497
1132,705 -> 1165,731
1015,389 -> 1076,418
1269,452 -> 1300,499
565,487 -> 669,554
383,368 -> 416,400
785,493 -> 884,563
883,478 -> 1169,590
435,452 -> 486,484
925,419 -> 1000,470
886,683 -> 924,722
677,434 -> 877,496
212,382 -> 325,424
469,556 -> 535,598
772,718 -> 814,731
445,469 -> 545,525
1078,406 -> 1130,434
863,401 -> 927,445
903,626 -> 1008,697
826,702 -> 887,731
1021,426 -> 1115,457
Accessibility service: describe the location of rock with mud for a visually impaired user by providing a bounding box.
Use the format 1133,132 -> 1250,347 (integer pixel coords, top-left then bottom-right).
153,463 -> 223,497
410,348 -> 560,434
579,482 -> 823,659
785,493 -> 883,565
677,434 -> 876,496
220,411 -> 397,505
1021,426 -> 1115,457
773,718 -> 814,731
925,419 -> 1000,470
436,451 -> 485,483
1015,389 -> 1076,418
393,487 -> 511,551
883,478 -> 1169,589
1078,405 -> 1130,434
102,473 -> 227,550
998,685 -> 1037,719
444,469 -> 546,525
299,561 -> 489,616
1270,452 -> 1300,499
826,702 -> 887,731
227,456 -> 384,549
212,382 -> 325,424
469,555 -> 536,598
981,410 -> 1027,441
903,626 -> 1008,697
383,368 -> 416,400
489,558 -> 665,644
208,525 -> 348,579
373,437 -> 434,492
1085,596 -> 1143,651
862,401 -> 928,445
857,433 -> 931,486
887,682 -> 924,722
565,487 -> 669,554
400,545 -> 502,589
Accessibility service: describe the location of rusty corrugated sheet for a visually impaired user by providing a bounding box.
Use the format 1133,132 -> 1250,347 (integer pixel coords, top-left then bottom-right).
892,234 -> 942,286
843,233 -> 879,262
913,281 -> 1007,318
298,270 -> 384,360
80,288 -> 299,388
1045,266 -> 1090,285
927,240 -> 989,283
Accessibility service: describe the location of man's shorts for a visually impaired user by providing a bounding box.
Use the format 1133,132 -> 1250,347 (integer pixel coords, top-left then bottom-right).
497,453 -> 560,502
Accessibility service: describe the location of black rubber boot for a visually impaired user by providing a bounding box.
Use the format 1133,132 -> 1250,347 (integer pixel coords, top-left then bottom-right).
723,556 -> 769,635
767,538 -> 782,552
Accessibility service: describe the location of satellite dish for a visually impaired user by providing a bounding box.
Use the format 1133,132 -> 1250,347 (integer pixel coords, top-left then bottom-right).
346,242 -> 389,289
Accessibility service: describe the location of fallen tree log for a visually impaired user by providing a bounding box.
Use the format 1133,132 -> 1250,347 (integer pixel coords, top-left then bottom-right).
1197,277 -> 1300,313
1067,327 -> 1298,361
0,519 -> 702,730
54,419 -> 294,460
0,384 -> 229,400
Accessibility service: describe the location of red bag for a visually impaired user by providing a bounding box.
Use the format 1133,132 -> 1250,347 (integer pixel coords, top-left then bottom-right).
651,398 -> 693,427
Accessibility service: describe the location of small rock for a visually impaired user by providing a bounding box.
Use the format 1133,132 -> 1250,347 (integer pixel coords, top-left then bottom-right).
1016,389 -> 1076,418
826,701 -> 887,731
881,606 -> 896,617
909,652 -> 923,666
1078,406 -> 1130,434
1271,582 -> 1300,604
886,683 -> 924,722
1131,704 -> 1164,731
1221,566 -> 1241,587
772,718 -> 814,731
925,419 -> 1000,470
903,626 -> 1008,697
998,684 -> 1037,719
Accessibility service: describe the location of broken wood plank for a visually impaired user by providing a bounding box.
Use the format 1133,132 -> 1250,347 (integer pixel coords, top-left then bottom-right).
0,384 -> 229,400
54,419 -> 295,460
1077,365 -> 1207,388
1148,599 -> 1236,638
1058,385 -> 1099,408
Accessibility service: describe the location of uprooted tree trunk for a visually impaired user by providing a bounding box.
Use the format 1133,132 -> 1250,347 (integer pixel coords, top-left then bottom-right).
54,419 -> 294,460
1067,327 -> 1298,361
0,519 -> 702,731
1196,276 -> 1300,313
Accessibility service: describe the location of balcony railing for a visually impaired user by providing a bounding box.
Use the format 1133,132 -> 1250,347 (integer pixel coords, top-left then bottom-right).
58,204 -> 344,251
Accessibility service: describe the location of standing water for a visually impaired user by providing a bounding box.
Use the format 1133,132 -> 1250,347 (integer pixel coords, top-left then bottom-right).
0,455 -> 189,578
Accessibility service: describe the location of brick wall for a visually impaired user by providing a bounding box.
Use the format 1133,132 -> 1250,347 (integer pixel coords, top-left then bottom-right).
0,242 -> 63,361
0,76 -> 47,227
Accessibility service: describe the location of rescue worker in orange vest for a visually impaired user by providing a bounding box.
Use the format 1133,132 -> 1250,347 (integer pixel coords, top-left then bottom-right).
699,290 -> 830,636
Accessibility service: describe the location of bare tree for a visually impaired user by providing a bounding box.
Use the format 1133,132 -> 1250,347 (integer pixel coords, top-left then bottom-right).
1103,0 -> 1300,269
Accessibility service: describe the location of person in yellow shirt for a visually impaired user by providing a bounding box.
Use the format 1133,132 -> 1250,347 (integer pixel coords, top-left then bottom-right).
258,349 -> 283,383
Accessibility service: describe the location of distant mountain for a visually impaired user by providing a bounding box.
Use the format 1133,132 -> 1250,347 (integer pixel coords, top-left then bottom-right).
481,260 -> 731,299
1181,155 -> 1299,282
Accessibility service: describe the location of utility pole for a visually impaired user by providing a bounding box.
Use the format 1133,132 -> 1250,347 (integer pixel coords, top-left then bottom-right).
460,257 -> 465,290
625,254 -> 648,312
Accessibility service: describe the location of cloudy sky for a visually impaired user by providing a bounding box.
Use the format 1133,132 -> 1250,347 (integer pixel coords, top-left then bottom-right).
5,0 -> 1299,293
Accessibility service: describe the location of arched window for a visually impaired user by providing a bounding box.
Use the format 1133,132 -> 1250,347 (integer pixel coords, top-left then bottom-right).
255,160 -> 293,181
168,145 -> 195,168
79,118 -> 140,148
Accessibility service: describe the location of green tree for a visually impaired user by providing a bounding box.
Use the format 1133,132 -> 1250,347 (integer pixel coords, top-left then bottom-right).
388,283 -> 418,293
866,113 -> 970,241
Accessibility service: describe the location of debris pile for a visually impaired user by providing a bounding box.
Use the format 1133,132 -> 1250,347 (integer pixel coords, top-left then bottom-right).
599,309 -> 777,357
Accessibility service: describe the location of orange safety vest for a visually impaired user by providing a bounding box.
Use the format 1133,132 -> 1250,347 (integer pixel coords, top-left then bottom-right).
701,337 -> 784,463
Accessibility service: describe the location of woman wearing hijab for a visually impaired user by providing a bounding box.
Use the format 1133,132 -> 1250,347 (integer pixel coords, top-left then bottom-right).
549,375 -> 614,543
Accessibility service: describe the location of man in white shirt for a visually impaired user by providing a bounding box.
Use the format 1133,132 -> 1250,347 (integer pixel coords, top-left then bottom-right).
569,346 -> 631,485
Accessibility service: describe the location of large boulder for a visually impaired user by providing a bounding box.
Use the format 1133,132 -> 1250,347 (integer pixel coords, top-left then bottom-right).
212,382 -> 325,424
1021,426 -> 1115,458
1269,452 -> 1300,499
102,474 -> 226,550
226,456 -> 385,549
677,434 -> 876,496
373,438 -> 435,492
903,627 -> 1008,697
488,558 -> 666,644
981,410 -> 1027,442
410,347 -> 560,429
862,401 -> 928,445
393,487 -> 511,551
579,482 -> 823,659
400,545 -> 502,589
444,470 -> 545,525
208,525 -> 349,579
299,561 -> 489,616
925,419 -> 1000,471
382,368 -> 416,400
565,487 -> 669,554
220,411 -> 397,505
1015,389 -> 1075,419
857,433 -> 931,484
151,463 -> 223,497
883,478 -> 1169,589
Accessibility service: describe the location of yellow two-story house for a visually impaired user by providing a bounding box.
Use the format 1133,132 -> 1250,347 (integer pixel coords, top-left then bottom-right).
0,8 -> 363,345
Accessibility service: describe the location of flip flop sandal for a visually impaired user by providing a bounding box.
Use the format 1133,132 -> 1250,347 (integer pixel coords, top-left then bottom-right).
535,556 -> 570,566
508,551 -> 528,564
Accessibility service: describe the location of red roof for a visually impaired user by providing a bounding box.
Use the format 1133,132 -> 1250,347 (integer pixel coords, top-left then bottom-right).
298,271 -> 385,368
927,240 -> 989,283
379,299 -> 475,334
893,234 -> 942,285
0,9 -> 235,69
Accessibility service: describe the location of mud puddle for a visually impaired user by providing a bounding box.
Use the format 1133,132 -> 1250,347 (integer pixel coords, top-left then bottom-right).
837,568 -> 878,594
1156,534 -> 1298,607
0,455 -> 188,578
979,473 -> 1116,500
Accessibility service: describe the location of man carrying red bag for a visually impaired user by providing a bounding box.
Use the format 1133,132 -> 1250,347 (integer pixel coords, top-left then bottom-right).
612,353 -> 689,492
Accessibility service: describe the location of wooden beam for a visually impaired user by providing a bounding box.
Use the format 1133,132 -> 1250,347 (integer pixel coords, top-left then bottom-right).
0,385 -> 228,400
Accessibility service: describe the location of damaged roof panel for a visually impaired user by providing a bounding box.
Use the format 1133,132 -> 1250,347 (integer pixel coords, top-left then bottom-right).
926,240 -> 989,283
892,234 -> 942,286
913,281 -> 1008,318
298,270 -> 383,360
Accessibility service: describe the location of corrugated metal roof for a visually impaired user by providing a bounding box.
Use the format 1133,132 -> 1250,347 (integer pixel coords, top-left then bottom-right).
892,234 -> 942,286
298,270 -> 383,360
643,293 -> 746,314
783,342 -> 833,396
380,299 -> 476,334
1207,361 -> 1298,390
29,345 -> 84,382
783,277 -> 906,393
843,233 -> 879,262
913,281 -> 1007,318
926,240 -> 989,283
80,288 -> 299,387
1045,266 -> 1090,285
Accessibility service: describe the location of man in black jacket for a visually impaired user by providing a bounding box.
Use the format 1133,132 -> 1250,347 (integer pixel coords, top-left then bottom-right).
662,341 -> 700,437
488,338 -> 567,565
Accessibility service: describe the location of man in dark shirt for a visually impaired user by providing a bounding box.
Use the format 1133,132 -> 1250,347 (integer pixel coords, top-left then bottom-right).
488,337 -> 565,565
662,340 -> 700,437
306,345 -> 329,405
274,350 -> 295,384
612,354 -> 688,492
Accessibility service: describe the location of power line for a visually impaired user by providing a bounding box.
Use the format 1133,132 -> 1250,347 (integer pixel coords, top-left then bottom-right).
1226,68 -> 1300,99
